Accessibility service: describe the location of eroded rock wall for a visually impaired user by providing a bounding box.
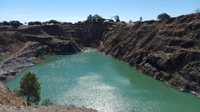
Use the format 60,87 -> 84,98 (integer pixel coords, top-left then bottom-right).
99,13 -> 200,94
0,25 -> 83,82
0,13 -> 200,99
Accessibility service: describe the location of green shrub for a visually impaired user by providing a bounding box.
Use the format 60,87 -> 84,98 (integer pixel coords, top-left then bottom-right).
114,15 -> 120,22
32,58 -> 43,65
86,14 -> 103,22
157,13 -> 170,21
32,54 -> 51,64
13,87 -> 23,97
9,20 -> 22,28
42,99 -> 52,106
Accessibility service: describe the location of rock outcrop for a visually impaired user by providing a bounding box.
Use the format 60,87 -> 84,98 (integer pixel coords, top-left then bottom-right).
99,13 -> 200,95
0,25 -> 83,82
0,13 -> 200,111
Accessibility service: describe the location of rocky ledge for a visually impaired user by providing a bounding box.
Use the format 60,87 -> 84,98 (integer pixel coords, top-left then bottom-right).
99,13 -> 200,96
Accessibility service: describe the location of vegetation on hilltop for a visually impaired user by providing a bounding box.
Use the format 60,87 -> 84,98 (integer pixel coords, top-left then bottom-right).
157,13 -> 171,21
86,14 -> 104,22
114,15 -> 120,22
0,8 -> 199,26
28,21 -> 42,25
0,20 -> 22,28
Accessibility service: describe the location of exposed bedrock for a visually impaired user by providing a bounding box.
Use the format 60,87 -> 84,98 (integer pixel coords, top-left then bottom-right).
0,26 -> 83,82
99,13 -> 200,95
0,13 -> 200,96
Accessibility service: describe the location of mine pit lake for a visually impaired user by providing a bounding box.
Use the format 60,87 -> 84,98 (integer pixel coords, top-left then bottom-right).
6,49 -> 200,112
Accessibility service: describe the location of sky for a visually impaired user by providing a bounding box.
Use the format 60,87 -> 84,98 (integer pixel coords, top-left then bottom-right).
0,0 -> 200,23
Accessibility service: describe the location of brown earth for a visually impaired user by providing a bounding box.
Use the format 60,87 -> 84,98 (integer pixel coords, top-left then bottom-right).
0,82 -> 97,112
0,82 -> 24,106
0,104 -> 97,112
99,13 -> 200,95
0,13 -> 200,111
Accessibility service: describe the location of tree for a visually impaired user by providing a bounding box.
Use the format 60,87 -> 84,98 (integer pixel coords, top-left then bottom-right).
93,14 -> 103,22
28,21 -> 42,25
17,72 -> 41,106
140,17 -> 143,22
157,13 -> 170,21
9,21 -> 22,28
114,15 -> 120,22
42,99 -> 53,106
86,14 -> 103,22
195,8 -> 200,13
129,20 -> 133,23
86,14 -> 93,22
48,19 -> 60,25
2,21 -> 9,25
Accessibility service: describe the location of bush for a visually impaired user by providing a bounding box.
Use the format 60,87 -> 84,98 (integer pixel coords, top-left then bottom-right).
32,55 -> 50,64
0,20 -> 22,27
2,21 -> 9,25
195,8 -> 200,13
28,21 -> 42,25
9,21 -> 22,28
13,87 -> 23,97
157,13 -> 170,21
114,15 -> 120,22
86,14 -> 93,22
93,14 -> 103,22
42,99 -> 52,106
46,20 -> 61,25
140,17 -> 143,22
86,14 -> 103,22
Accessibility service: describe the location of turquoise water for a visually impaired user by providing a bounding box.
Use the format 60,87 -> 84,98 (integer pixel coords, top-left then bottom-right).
6,49 -> 200,112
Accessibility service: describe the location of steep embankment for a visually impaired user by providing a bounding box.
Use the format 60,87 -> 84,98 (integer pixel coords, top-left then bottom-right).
0,82 -> 97,112
0,13 -> 200,111
99,13 -> 200,94
0,25 -> 83,82
0,82 -> 24,106
0,25 -> 95,111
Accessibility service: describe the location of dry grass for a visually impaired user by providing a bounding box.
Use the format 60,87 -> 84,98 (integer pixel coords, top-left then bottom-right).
0,87 -> 24,106
32,54 -> 54,65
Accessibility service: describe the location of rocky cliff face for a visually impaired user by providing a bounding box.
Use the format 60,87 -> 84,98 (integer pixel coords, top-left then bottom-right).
1,14 -> 200,93
99,13 -> 200,94
0,25 -> 83,82
0,13 -> 200,111
0,24 -> 96,111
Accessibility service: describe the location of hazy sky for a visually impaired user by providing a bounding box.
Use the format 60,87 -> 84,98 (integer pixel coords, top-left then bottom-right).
0,0 -> 199,23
